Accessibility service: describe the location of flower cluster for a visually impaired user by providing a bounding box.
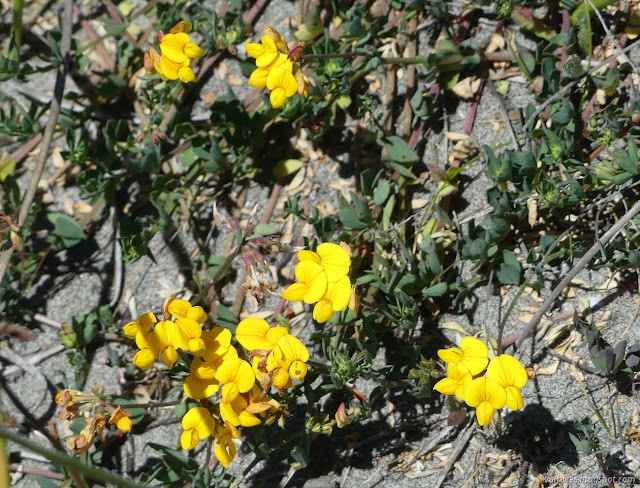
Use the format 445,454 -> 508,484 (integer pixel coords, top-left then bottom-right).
121,295 -> 310,467
143,20 -> 204,83
433,337 -> 528,426
55,390 -> 132,453
124,298 -> 207,370
282,242 -> 356,323
245,26 -> 309,108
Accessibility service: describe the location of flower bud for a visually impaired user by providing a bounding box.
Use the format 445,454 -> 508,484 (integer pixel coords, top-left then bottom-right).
169,20 -> 192,34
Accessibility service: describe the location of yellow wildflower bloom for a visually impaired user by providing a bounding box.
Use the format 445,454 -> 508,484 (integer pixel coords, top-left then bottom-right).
159,32 -> 204,64
108,405 -> 132,432
123,312 -> 157,339
263,26 -> 288,53
266,335 -> 310,387
266,66 -> 299,108
236,316 -> 289,352
148,45 -> 196,83
215,358 -> 256,403
220,393 -> 261,427
248,53 -> 291,89
282,261 -> 328,304
175,317 -> 205,355
313,275 -> 351,323
245,35 -> 282,68
464,377 -> 507,426
433,363 -> 472,401
213,422 -> 241,468
299,243 -> 351,282
486,354 -> 527,410
180,406 -> 216,450
183,358 -> 220,399
437,337 -> 488,376
166,299 -> 208,323
133,329 -> 160,369
151,320 -> 189,369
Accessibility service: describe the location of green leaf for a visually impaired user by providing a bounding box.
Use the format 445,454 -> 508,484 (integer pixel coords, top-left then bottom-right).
383,136 -> 419,165
373,180 -> 391,205
339,206 -> 366,230
217,305 -> 238,334
48,213 -> 84,248
496,250 -> 522,285
614,150 -> 637,174
423,282 -> 447,297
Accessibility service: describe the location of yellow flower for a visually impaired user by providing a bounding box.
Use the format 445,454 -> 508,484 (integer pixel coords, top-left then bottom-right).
464,377 -> 507,426
263,26 -> 288,53
282,261 -> 328,304
213,422 -> 241,468
245,35 -> 281,68
266,66 -> 299,108
248,53 -> 291,89
215,358 -> 256,403
236,316 -> 289,352
183,358 -> 220,399
123,312 -> 157,339
219,393 -> 261,427
108,406 -> 132,432
159,32 -> 204,64
175,318 -> 205,355
486,354 -> 527,411
133,329 -> 160,369
180,407 -> 216,450
166,299 -> 208,323
437,337 -> 488,376
147,45 -> 196,83
266,335 -> 310,387
433,363 -> 472,401
298,243 -> 351,282
151,320 -> 189,369
312,275 -> 351,323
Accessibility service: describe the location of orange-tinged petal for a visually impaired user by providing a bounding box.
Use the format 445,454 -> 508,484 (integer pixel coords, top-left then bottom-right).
475,401 -> 496,426
236,317 -> 272,351
169,20 -> 192,34
317,243 -> 351,282
486,354 -> 528,389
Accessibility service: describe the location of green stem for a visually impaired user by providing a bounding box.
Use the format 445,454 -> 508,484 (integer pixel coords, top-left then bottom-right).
0,427 -> 149,488
11,0 -> 23,48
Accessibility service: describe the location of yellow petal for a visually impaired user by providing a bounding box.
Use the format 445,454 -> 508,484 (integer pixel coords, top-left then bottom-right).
184,374 -> 219,399
133,349 -> 156,369
137,312 -> 158,329
160,32 -> 190,64
188,338 -> 206,355
176,317 -> 202,340
317,243 -> 351,282
245,42 -> 266,59
295,261 -> 327,303
220,400 -> 241,426
459,337 -> 489,375
282,282 -> 309,302
270,87 -> 287,108
265,327 -> 289,346
289,360 -> 307,380
465,377 -> 506,409
221,382 -> 240,403
326,276 -> 351,311
486,354 -> 528,388
504,386 -> 524,410
475,401 -> 496,426
437,346 -> 463,365
161,347 -> 178,369
184,42 -> 204,58
181,429 -> 199,450
272,335 -> 309,369
214,437 -> 235,468
297,250 -> 321,264
312,299 -> 334,323
248,68 -> 269,88
123,322 -> 141,339
187,306 -> 208,324
271,368 -> 291,388
168,299 -> 191,319
178,66 -> 196,83
433,377 -> 458,396
236,317 -> 272,351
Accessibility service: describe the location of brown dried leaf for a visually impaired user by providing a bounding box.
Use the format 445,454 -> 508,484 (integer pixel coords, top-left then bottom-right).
451,77 -> 481,100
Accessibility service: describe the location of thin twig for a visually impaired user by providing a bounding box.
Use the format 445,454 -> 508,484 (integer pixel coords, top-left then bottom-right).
513,201 -> 640,350
433,422 -> 477,488
0,0 -> 73,284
